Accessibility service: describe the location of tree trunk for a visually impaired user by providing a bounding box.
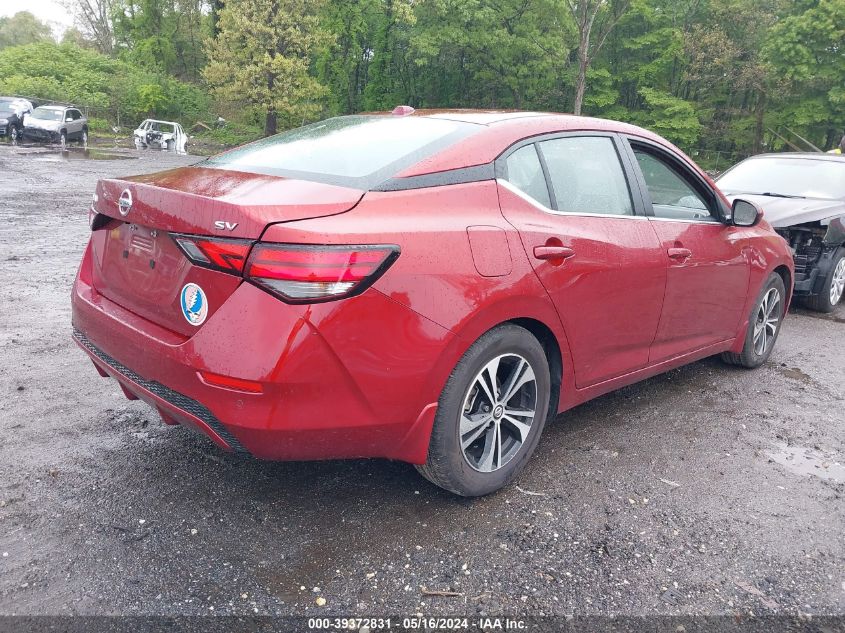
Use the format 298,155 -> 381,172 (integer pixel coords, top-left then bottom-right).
265,109 -> 277,136
753,91 -> 766,154
212,0 -> 225,37
265,68 -> 277,136
573,49 -> 588,115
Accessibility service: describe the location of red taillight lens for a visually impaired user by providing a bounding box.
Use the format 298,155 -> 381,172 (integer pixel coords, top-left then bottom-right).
172,234 -> 253,274
244,243 -> 400,303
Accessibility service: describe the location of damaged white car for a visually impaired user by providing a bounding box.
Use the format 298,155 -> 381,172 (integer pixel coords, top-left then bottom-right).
717,153 -> 845,313
133,119 -> 187,152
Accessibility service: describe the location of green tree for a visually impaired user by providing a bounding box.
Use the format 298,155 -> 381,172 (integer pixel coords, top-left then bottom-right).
566,0 -> 630,115
0,12 -> 55,50
361,0 -> 416,110
0,42 -> 209,125
764,0 -> 845,149
408,0 -> 571,111
63,0 -> 116,54
317,0 -> 382,115
204,0 -> 329,135
113,0 -> 209,80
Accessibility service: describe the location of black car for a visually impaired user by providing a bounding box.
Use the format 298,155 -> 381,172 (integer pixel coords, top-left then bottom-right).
717,153 -> 845,312
0,97 -> 33,141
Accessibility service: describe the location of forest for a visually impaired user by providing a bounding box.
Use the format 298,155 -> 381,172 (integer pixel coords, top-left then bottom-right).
0,0 -> 843,167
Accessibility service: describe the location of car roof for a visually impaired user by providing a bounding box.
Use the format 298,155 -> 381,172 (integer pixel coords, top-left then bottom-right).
742,152 -> 845,163
389,109 -> 671,177
410,110 -> 552,125
36,105 -> 67,111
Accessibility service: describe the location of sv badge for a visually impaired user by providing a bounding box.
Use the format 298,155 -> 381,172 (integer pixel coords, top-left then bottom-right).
214,221 -> 238,231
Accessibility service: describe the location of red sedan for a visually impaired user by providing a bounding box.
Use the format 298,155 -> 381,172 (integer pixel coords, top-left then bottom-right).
72,109 -> 794,496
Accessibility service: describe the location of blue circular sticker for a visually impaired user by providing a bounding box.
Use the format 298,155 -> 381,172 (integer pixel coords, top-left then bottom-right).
180,283 -> 208,326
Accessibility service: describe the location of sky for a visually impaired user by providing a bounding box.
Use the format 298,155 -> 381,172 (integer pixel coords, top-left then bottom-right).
0,1 -> 75,38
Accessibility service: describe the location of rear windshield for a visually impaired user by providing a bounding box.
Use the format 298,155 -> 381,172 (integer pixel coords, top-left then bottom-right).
202,115 -> 479,189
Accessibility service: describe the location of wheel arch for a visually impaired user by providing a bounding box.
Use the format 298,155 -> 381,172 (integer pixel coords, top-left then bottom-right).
773,264 -> 793,306
394,298 -> 572,465
438,293 -> 572,415
509,317 -> 562,422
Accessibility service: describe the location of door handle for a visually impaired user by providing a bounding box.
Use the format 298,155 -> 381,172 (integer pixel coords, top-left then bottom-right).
667,247 -> 692,261
534,245 -> 575,261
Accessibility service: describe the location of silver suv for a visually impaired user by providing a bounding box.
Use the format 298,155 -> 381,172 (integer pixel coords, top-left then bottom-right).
22,105 -> 88,146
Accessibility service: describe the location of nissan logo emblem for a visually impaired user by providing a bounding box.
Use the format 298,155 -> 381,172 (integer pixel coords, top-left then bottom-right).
118,189 -> 133,216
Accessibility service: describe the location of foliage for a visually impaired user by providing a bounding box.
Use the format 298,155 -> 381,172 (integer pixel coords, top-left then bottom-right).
630,87 -> 702,147
0,42 -> 209,125
192,121 -> 264,146
0,12 -> 54,50
763,0 -> 845,148
113,0 -> 209,80
9,0 -> 845,154
203,0 -> 329,135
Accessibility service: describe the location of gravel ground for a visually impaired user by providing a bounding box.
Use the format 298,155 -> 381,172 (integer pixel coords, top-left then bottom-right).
0,143 -> 843,621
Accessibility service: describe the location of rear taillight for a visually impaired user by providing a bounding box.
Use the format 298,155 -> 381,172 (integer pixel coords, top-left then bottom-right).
172,235 -> 399,304
172,234 -> 253,274
244,243 -> 400,303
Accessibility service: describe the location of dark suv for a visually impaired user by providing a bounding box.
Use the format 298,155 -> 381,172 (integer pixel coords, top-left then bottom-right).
0,97 -> 33,141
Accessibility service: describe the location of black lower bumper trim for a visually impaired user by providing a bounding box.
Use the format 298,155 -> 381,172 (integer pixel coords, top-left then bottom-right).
73,328 -> 248,453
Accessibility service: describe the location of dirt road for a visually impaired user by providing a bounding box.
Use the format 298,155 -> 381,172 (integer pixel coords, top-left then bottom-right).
0,144 -> 843,619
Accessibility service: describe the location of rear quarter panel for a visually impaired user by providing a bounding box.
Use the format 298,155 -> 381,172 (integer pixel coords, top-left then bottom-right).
260,180 -> 573,416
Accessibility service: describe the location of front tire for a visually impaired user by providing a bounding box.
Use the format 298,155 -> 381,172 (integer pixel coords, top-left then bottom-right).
722,272 -> 786,369
802,247 -> 845,313
9,125 -> 19,142
416,324 -> 551,497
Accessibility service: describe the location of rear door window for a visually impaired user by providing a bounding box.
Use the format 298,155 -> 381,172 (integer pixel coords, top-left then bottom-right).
538,137 -> 634,216
203,115 -> 480,189
504,144 -> 551,208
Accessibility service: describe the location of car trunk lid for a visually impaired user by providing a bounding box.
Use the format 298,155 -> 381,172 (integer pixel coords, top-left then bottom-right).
94,166 -> 364,239
89,166 -> 364,336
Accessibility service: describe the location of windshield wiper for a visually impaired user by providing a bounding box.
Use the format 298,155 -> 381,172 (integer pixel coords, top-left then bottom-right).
758,192 -> 806,199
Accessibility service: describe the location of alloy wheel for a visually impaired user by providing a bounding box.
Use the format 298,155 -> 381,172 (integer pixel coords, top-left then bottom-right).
830,258 -> 845,306
752,287 -> 781,356
460,354 -> 537,473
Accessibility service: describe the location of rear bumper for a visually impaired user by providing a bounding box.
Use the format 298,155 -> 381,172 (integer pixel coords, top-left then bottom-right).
73,329 -> 247,452
71,240 -> 450,463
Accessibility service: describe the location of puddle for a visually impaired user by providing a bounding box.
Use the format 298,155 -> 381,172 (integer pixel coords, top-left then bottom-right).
23,148 -> 137,161
774,365 -> 814,384
766,442 -> 845,482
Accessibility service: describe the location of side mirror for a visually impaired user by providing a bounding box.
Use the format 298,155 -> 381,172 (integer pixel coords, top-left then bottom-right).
731,198 -> 763,227
66,116 -> 74,122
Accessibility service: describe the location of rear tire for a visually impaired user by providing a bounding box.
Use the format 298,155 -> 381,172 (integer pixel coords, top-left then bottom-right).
416,324 -> 551,497
721,272 -> 786,369
802,247 -> 845,313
